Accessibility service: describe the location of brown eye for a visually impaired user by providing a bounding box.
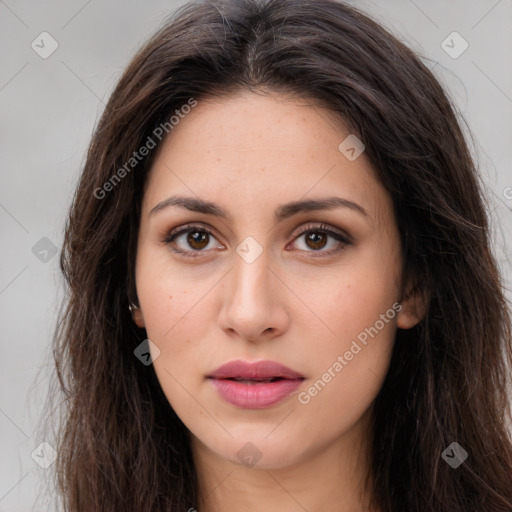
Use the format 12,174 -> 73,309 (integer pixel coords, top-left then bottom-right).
290,223 -> 352,256
186,231 -> 210,250
305,232 -> 328,250
163,223 -> 223,258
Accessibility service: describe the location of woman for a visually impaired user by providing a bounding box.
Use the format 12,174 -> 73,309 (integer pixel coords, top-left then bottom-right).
51,0 -> 512,510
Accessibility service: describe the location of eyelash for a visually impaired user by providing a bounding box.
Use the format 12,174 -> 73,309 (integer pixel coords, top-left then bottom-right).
162,222 -> 352,259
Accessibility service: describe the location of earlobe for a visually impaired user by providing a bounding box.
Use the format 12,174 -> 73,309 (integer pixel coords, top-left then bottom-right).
397,306 -> 422,329
129,303 -> 146,328
397,282 -> 427,330
133,309 -> 145,328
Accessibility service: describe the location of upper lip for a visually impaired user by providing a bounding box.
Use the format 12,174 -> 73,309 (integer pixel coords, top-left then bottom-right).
208,360 -> 304,380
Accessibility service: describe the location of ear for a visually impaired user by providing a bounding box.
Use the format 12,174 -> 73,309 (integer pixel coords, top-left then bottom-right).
133,308 -> 145,328
396,278 -> 427,330
130,304 -> 146,329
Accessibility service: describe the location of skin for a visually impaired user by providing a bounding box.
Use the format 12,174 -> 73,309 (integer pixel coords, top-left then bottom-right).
133,90 -> 424,512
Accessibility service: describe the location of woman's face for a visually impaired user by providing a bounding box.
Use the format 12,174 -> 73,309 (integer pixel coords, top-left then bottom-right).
134,90 -> 421,470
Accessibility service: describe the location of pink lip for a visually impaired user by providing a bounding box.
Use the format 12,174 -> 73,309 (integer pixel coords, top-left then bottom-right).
207,360 -> 305,409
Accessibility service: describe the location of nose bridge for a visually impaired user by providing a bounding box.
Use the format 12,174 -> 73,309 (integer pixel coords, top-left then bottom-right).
219,243 -> 287,340
230,245 -> 272,308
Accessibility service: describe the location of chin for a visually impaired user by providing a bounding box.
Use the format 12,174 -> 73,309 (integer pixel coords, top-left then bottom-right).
219,433 -> 306,470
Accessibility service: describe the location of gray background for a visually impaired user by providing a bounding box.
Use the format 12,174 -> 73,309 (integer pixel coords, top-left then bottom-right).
1,0 -> 511,510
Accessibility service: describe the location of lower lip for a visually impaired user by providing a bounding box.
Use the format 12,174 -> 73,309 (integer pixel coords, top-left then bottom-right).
209,378 -> 303,409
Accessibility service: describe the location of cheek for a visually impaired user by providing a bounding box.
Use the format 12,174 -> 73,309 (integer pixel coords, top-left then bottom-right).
135,262 -> 216,410
135,244 -> 213,341
134,251 -> 228,398
300,249 -> 400,346
293,240 -> 400,410
140,283 -> 210,355
296,294 -> 397,438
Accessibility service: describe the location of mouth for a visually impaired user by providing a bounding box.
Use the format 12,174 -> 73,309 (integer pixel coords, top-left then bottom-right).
207,359 -> 304,380
221,377 -> 288,384
207,360 -> 305,409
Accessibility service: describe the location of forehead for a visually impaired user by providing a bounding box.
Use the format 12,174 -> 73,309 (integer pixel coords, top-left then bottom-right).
143,91 -> 390,223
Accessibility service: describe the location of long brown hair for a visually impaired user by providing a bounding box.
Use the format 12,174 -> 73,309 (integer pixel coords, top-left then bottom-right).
49,0 -> 512,510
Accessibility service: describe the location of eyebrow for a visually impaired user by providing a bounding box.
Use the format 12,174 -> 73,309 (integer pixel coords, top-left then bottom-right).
149,195 -> 368,221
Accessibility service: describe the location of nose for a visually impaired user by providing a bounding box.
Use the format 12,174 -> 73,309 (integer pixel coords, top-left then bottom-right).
217,249 -> 290,343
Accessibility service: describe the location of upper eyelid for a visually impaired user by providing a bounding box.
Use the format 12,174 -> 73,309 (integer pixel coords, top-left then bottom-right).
163,223 -> 215,243
293,222 -> 350,240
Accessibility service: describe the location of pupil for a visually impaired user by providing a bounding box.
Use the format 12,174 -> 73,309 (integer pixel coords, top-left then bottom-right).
307,232 -> 327,250
188,231 -> 208,250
